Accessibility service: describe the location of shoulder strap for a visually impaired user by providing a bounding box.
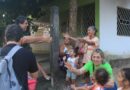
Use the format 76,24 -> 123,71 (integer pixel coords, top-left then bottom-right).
0,48 -> 1,55
5,45 -> 22,60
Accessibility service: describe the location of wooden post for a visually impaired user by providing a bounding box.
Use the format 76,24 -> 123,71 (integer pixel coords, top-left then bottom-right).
50,6 -> 59,87
69,0 -> 77,36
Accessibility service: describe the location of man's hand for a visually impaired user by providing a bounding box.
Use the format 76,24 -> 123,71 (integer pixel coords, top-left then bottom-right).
20,37 -> 26,45
42,34 -> 52,43
19,35 -> 52,44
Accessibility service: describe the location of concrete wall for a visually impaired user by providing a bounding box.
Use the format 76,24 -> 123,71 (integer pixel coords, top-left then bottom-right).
99,0 -> 130,56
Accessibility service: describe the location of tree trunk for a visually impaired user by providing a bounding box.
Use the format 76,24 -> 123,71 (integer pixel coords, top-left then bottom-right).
69,0 -> 77,36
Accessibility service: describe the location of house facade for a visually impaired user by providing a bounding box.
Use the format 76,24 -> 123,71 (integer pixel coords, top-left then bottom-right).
98,0 -> 130,56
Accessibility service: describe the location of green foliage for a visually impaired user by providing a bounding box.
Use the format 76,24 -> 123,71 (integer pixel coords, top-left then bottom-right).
77,0 -> 95,7
32,25 -> 38,32
0,27 -> 5,47
0,0 -> 98,38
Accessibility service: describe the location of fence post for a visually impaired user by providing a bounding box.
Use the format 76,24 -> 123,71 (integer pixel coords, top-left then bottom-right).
50,6 -> 59,87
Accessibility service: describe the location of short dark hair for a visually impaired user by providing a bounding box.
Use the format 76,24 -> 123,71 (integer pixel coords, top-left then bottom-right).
5,24 -> 23,42
15,15 -> 27,24
121,68 -> 130,83
95,68 -> 109,86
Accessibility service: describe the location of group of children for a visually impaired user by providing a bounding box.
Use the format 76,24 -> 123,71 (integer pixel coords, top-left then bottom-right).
59,38 -> 88,85
59,34 -> 130,90
59,38 -> 88,84
61,44 -> 130,90
59,31 -> 98,85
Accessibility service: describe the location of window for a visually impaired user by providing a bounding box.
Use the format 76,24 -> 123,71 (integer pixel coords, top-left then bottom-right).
117,7 -> 130,36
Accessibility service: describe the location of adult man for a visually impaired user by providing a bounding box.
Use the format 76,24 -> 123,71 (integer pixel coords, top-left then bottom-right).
15,15 -> 52,48
1,24 -> 38,90
15,15 -> 51,80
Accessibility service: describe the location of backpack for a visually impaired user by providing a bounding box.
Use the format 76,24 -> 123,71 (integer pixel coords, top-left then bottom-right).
0,45 -> 22,90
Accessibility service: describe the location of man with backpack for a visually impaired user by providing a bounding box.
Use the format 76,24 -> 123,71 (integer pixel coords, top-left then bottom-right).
0,24 -> 38,90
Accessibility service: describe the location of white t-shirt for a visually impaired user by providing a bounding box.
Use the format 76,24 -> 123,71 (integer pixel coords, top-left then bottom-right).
67,57 -> 77,68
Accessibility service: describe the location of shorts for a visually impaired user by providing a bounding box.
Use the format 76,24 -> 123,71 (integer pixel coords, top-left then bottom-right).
66,70 -> 76,80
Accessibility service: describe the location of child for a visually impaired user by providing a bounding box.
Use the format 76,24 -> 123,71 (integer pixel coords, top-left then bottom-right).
63,47 -> 79,85
70,68 -> 109,90
92,68 -> 109,90
117,68 -> 130,90
59,36 -> 72,73
77,41 -> 87,68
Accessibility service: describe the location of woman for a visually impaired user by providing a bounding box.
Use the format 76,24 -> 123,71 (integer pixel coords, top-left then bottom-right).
64,26 -> 99,64
59,35 -> 73,72
66,48 -> 117,90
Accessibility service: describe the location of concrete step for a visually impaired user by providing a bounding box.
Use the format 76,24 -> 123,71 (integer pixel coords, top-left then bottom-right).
109,58 -> 130,68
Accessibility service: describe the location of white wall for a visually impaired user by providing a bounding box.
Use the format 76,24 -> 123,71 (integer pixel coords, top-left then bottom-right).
99,0 -> 130,55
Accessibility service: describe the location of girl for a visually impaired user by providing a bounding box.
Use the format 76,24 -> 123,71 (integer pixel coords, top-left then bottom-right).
117,68 -> 130,90
63,47 -> 79,85
92,68 -> 109,90
71,68 -> 110,90
59,36 -> 72,72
